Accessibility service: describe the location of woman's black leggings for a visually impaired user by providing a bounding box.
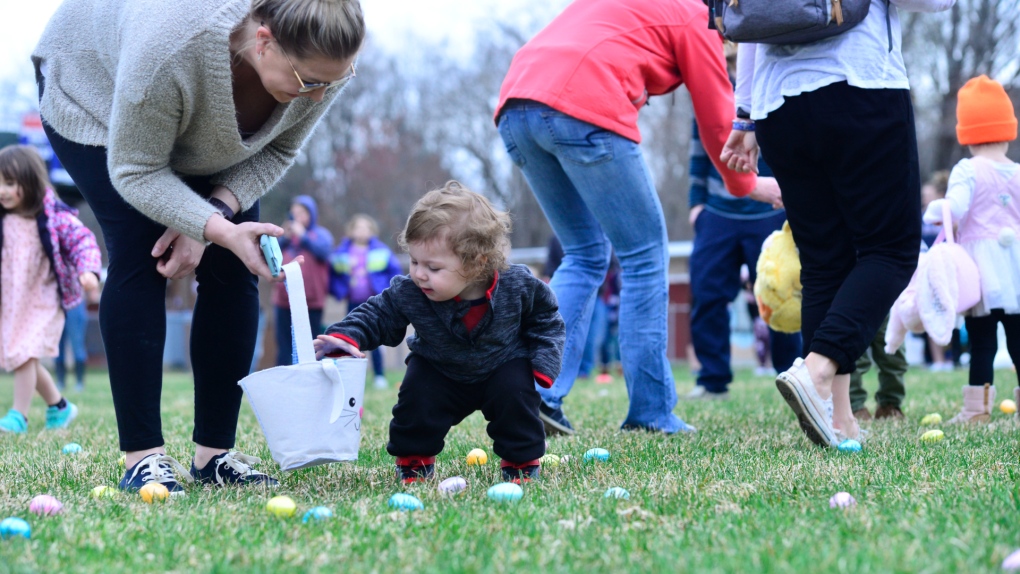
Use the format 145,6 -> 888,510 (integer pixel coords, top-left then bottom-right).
43,124 -> 260,452
964,310 -> 1020,387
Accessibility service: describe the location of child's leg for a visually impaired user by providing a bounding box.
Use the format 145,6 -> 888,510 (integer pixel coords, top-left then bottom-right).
387,356 -> 478,460
34,361 -> 62,406
479,358 -> 546,471
965,313 -> 999,386
12,359 -> 40,415
999,312 -> 1020,386
872,316 -> 908,411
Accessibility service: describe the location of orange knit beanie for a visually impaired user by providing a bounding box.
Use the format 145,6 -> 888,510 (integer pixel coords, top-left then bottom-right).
956,75 -> 1017,146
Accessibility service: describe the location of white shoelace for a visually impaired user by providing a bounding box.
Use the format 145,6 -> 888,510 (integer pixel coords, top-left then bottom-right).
216,452 -> 266,481
139,454 -> 194,484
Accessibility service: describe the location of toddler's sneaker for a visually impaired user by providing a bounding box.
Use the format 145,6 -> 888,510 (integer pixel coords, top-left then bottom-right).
0,409 -> 27,434
395,456 -> 435,484
119,453 -> 193,496
501,459 -> 540,483
191,451 -> 278,487
775,358 -> 838,447
45,401 -> 78,430
374,375 -> 389,389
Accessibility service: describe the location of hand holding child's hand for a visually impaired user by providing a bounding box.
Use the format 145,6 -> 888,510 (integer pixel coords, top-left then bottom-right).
78,272 -> 99,292
313,334 -> 366,360
923,198 -> 946,225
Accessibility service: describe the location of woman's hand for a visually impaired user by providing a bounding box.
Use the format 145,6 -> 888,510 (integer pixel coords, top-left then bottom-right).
313,334 -> 365,360
689,204 -> 705,227
152,228 -> 207,279
721,129 -> 760,174
204,215 -> 305,282
748,177 -> 784,209
78,272 -> 100,292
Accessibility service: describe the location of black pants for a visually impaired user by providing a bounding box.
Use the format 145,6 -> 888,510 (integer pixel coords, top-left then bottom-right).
387,356 -> 546,463
756,82 -> 921,374
42,123 -> 260,452
964,310 -> 1020,387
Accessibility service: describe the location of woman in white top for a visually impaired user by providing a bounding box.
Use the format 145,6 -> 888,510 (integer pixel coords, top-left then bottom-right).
723,0 -> 955,447
32,0 -> 363,492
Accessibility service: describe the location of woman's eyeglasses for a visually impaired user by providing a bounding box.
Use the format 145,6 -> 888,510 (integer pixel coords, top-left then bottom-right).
280,45 -> 356,93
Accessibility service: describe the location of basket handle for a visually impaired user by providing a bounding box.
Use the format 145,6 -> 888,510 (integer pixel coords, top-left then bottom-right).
321,358 -> 348,424
942,200 -> 955,244
282,260 -> 317,364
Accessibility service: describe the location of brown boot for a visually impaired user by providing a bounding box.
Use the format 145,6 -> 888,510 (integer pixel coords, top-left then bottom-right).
947,383 -> 995,424
853,407 -> 873,421
874,405 -> 905,420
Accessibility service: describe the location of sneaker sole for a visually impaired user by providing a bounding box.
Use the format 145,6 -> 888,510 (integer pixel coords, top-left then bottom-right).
775,375 -> 836,448
538,412 -> 575,436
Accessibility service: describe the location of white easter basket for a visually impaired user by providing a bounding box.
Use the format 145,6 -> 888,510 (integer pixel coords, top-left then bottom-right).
239,261 -> 367,471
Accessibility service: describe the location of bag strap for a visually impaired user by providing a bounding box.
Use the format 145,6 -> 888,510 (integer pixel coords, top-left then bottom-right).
282,260 -> 317,364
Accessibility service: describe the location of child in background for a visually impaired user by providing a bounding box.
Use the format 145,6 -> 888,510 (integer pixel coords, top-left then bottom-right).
923,76 -> 1020,423
314,182 -> 565,483
329,214 -> 402,389
0,145 -> 101,433
850,315 -> 907,421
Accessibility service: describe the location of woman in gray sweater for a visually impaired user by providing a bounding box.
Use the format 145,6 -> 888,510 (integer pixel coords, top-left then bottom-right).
32,0 -> 364,494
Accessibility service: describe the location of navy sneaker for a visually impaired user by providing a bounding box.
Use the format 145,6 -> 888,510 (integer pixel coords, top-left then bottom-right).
538,402 -> 575,436
395,456 -> 435,484
191,451 -> 278,487
501,459 -> 541,483
119,453 -> 193,496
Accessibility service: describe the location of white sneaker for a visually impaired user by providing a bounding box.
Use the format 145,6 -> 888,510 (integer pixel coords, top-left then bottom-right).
373,375 -> 388,389
682,386 -> 730,401
775,358 -> 838,447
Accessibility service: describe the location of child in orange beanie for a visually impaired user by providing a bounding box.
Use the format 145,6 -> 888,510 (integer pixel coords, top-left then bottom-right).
923,75 -> 1020,423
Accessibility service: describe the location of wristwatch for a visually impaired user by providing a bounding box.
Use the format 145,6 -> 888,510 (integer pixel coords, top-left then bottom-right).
208,197 -> 235,221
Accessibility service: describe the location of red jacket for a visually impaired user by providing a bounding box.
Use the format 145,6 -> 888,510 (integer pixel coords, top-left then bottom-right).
495,0 -> 756,197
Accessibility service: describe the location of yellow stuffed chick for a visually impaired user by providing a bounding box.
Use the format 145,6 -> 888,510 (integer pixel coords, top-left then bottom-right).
753,221 -> 802,334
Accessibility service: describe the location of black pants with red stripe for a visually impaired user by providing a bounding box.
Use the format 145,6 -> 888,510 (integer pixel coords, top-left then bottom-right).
387,356 -> 546,464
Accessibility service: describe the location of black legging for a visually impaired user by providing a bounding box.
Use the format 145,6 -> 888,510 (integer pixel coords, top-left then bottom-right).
43,124 -> 259,452
964,310 -> 1020,387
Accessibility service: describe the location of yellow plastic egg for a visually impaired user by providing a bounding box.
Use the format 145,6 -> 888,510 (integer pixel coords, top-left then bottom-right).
1000,399 -> 1017,414
139,483 -> 170,504
540,453 -> 560,467
91,485 -> 117,499
466,448 -> 488,466
266,496 -> 297,518
920,429 -> 945,443
920,413 -> 942,426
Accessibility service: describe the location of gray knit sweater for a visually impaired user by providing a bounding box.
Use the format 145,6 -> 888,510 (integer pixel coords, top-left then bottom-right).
32,0 -> 342,241
325,264 -> 566,385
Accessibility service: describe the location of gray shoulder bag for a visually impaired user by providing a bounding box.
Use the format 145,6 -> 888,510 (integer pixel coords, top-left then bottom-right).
709,0 -> 874,45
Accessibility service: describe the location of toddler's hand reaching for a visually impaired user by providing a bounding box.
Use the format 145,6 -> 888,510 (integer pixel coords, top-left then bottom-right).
313,334 -> 366,360
79,272 -> 100,292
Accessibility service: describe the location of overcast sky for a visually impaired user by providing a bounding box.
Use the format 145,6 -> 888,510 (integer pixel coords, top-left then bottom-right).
0,0 -> 535,83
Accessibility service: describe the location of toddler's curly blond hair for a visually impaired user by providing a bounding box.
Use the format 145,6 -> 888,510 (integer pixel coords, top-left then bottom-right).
398,181 -> 511,283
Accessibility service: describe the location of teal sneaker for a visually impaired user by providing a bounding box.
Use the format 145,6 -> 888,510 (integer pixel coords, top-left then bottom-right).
45,402 -> 78,430
0,409 -> 28,434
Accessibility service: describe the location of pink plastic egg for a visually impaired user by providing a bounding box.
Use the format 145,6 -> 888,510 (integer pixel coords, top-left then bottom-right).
29,495 -> 64,516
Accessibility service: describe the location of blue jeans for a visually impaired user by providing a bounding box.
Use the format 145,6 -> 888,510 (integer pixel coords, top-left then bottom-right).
498,101 -> 689,432
56,302 -> 88,387
690,210 -> 802,392
578,297 -> 607,377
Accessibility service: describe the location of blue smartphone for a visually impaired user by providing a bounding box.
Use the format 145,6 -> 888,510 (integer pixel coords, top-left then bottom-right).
260,235 -> 283,277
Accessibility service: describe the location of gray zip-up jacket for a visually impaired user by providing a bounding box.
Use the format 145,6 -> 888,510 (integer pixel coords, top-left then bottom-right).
325,264 -> 565,385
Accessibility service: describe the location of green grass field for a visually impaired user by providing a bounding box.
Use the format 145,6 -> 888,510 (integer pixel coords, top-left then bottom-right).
0,366 -> 1017,573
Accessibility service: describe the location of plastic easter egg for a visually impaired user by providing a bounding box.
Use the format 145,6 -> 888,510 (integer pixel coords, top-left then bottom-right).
1002,549 -> 1020,570
302,506 -> 333,523
837,439 -> 862,453
920,429 -> 945,443
1000,399 -> 1017,414
560,455 -> 572,464
540,453 -> 560,468
266,496 -> 297,517
438,476 -> 468,496
466,448 -> 488,466
0,517 -> 31,540
487,483 -> 524,503
139,483 -> 170,504
28,495 -> 63,516
91,486 -> 117,499
583,448 -> 610,462
829,492 -> 856,509
61,443 -> 83,454
388,493 -> 423,511
604,487 -> 630,500
920,413 -> 942,426
118,455 -> 126,467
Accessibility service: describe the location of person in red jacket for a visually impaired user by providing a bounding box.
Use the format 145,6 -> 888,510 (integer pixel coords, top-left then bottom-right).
495,0 -> 781,435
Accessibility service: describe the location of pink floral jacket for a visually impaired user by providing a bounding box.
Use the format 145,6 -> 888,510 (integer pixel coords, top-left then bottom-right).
0,189 -> 102,310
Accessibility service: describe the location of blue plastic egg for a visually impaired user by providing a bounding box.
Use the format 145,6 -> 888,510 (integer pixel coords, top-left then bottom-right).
0,517 -> 31,540
302,506 -> 333,523
387,493 -> 423,512
486,482 -> 524,502
583,448 -> 610,462
604,487 -> 630,499
61,443 -> 83,454
837,439 -> 862,453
